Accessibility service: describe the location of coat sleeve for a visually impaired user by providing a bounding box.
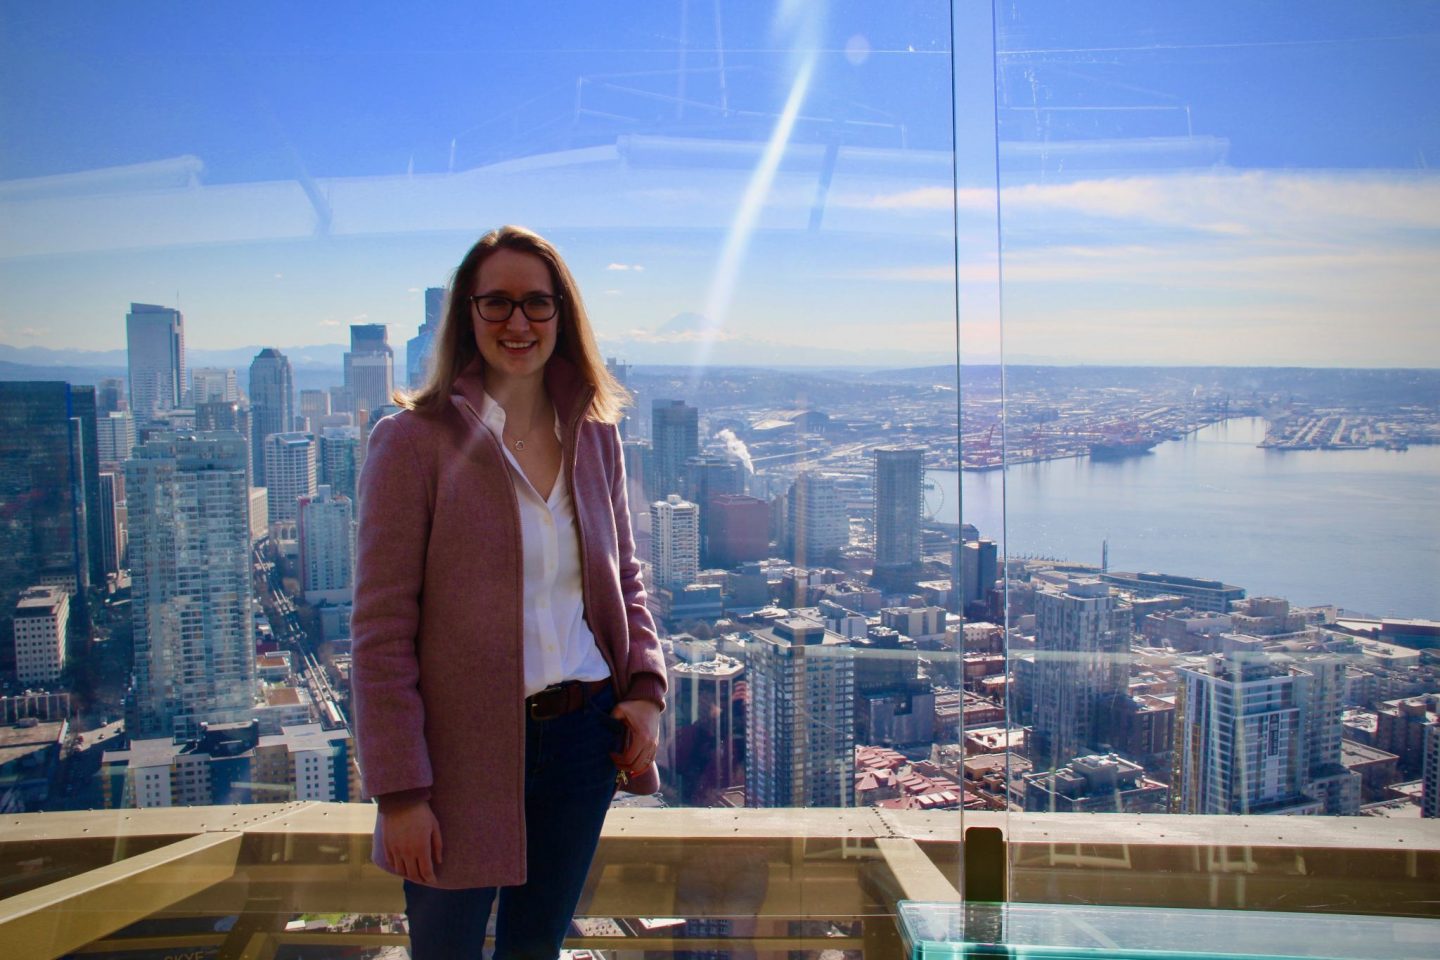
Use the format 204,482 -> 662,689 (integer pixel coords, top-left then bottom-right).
608,423 -> 668,707
350,414 -> 435,799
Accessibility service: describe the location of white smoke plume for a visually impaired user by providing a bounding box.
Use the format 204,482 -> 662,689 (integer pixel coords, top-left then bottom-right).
717,428 -> 754,474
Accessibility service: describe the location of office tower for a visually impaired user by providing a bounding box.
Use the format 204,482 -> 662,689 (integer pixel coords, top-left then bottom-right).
263,433 -> 317,524
127,433 -> 255,739
786,471 -> 847,568
406,287 -> 444,389
684,454 -> 744,566
125,303 -> 185,422
1030,578 -> 1131,770
13,586 -> 70,686
190,367 -> 238,404
298,485 -> 355,604
745,617 -> 855,808
0,382 -> 102,628
621,439 -> 650,536
248,348 -> 294,487
650,494 -> 700,590
318,426 -> 362,500
667,649 -> 745,806
873,446 -> 923,583
344,323 -> 394,419
961,539 -> 999,611
708,495 -> 770,568
96,377 -> 127,415
96,472 -> 122,575
649,399 -> 698,502
195,401 -> 253,485
96,411 -> 137,466
298,389 -> 331,431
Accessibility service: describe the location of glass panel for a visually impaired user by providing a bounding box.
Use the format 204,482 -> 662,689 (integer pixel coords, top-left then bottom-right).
993,0 -> 1439,904
1,0 -> 973,953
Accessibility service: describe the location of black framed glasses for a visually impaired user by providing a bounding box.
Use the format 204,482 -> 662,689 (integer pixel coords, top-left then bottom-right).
469,294 -> 562,323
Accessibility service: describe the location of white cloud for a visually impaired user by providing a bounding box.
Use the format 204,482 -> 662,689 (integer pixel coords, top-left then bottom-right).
606,263 -> 645,272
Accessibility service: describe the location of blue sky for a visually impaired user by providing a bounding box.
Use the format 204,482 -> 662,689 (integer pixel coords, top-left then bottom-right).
1,1 -> 1437,367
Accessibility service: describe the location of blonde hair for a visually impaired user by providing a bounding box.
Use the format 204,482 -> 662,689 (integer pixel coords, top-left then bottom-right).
396,225 -> 629,423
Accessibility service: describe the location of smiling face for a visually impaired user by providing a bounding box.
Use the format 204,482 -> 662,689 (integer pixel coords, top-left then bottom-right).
470,247 -> 560,391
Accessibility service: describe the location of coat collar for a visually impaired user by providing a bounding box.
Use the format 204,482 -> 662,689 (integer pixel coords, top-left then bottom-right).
449,355 -> 594,430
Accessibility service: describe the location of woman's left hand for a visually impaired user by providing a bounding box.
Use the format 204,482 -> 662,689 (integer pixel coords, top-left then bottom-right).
610,699 -> 661,776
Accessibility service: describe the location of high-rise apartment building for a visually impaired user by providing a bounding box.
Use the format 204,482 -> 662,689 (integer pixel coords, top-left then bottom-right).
745,617 -> 855,808
125,303 -> 185,423
786,471 -> 848,568
318,426 -> 362,500
651,494 -> 700,590
873,446 -> 924,583
344,323 -> 394,419
13,585 -> 70,686
263,433 -> 317,524
298,485 -> 355,604
190,367 -> 238,404
1173,652 -> 1315,815
1423,724 -> 1439,819
248,348 -> 294,487
650,399 -> 698,502
0,382 -> 103,627
96,377 -> 126,415
195,401 -> 253,485
1030,578 -> 1131,770
127,433 -> 255,739
406,288 -> 444,389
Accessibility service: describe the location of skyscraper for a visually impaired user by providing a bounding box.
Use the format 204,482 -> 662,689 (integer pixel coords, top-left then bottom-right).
318,426 -> 362,500
248,348 -> 294,487
1030,578 -> 1131,770
345,323 -> 394,419
650,494 -> 700,589
684,454 -> 745,565
0,382 -> 102,629
406,288 -> 444,389
298,485 -> 355,604
96,411 -> 136,466
298,389 -> 331,431
708,495 -> 770,568
961,538 -> 999,611
745,616 -> 854,808
125,303 -> 185,423
1173,652 -> 1321,815
786,471 -> 848,568
650,399 -> 698,502
263,433 -> 317,524
195,401 -> 253,485
127,433 -> 255,739
873,446 -> 923,584
190,367 -> 238,404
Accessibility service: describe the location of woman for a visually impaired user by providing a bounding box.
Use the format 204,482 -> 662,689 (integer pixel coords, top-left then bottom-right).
351,225 -> 667,959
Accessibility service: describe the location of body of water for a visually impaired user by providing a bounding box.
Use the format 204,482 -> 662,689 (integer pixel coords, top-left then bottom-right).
928,417 -> 1440,619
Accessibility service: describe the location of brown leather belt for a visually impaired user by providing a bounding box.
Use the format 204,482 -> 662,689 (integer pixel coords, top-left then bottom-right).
526,678 -> 611,721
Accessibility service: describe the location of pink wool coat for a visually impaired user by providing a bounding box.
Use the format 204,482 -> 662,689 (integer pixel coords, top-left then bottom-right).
350,356 -> 667,889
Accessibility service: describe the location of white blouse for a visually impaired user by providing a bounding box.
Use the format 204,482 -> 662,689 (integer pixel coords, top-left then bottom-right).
476,392 -> 613,698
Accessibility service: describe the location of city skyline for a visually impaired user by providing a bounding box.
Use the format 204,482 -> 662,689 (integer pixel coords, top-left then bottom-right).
2,3 -> 1437,368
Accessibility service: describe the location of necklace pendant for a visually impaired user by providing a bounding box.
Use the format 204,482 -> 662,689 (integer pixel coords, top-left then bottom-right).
513,439 -> 525,451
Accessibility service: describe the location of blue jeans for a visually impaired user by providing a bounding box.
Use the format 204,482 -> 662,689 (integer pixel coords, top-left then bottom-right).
404,686 -> 622,960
